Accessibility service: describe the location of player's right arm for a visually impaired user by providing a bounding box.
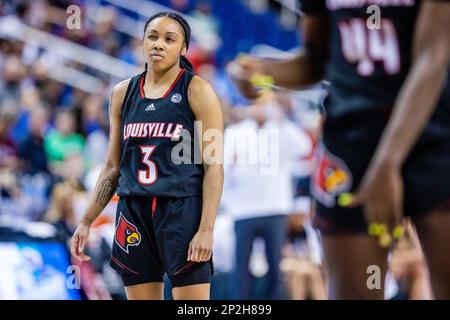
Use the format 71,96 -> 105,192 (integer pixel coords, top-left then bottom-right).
70,79 -> 130,262
227,10 -> 329,96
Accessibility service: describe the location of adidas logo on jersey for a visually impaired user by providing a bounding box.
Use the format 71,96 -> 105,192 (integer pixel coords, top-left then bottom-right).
145,103 -> 156,111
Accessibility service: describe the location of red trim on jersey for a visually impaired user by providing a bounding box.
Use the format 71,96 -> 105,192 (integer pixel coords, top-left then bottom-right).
139,73 -> 145,99
151,197 -> 157,218
174,261 -> 194,276
111,256 -> 140,275
139,68 -> 186,100
162,68 -> 186,99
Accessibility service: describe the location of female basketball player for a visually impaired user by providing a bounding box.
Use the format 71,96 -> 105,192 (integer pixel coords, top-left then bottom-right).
229,0 -> 450,299
70,12 -> 224,300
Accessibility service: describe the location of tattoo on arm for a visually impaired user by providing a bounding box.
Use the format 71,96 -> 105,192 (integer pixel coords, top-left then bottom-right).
94,175 -> 117,207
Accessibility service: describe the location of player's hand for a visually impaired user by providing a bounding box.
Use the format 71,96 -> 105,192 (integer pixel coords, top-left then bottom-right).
70,222 -> 92,262
344,160 -> 403,246
187,228 -> 213,262
226,54 -> 264,99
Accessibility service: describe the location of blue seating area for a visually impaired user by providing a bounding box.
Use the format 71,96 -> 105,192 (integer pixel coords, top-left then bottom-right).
145,0 -> 299,66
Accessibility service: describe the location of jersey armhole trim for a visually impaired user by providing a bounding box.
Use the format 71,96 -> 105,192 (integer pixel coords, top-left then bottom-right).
162,68 -> 186,99
120,76 -> 138,114
185,74 -> 205,118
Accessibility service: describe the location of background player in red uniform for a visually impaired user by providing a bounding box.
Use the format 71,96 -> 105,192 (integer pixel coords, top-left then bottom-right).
70,12 -> 224,300
229,0 -> 450,299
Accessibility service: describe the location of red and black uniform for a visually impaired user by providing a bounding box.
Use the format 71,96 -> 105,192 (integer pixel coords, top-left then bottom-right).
298,0 -> 450,232
110,68 -> 213,287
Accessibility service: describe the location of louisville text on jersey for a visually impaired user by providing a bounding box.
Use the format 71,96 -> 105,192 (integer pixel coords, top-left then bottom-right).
123,122 -> 184,140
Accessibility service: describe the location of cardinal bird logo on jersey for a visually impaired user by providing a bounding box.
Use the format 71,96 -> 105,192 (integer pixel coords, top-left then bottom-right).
312,144 -> 353,208
115,213 -> 141,253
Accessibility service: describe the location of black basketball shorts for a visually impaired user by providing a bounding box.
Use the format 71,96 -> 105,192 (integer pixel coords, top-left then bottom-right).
110,195 -> 214,287
312,112 -> 450,234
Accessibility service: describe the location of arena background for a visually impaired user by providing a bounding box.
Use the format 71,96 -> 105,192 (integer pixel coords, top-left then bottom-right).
0,0 -> 429,300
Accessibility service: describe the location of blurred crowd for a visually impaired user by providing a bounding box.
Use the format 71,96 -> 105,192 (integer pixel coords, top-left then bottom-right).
0,0 -> 432,300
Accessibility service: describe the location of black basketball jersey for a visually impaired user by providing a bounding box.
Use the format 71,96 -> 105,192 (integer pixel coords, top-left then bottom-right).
117,68 -> 204,198
299,0 -> 450,124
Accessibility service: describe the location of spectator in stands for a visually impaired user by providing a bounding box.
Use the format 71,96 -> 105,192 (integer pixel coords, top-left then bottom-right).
119,37 -> 143,66
190,0 -> 220,53
0,55 -> 27,102
79,95 -> 109,170
0,100 -> 20,170
40,80 -> 64,112
81,95 -> 106,135
0,100 -> 21,207
222,91 -> 312,299
18,104 -> 50,173
44,108 -> 85,172
90,6 -> 121,56
170,0 -> 191,13
44,181 -> 78,243
281,205 -> 327,300
10,86 -> 42,143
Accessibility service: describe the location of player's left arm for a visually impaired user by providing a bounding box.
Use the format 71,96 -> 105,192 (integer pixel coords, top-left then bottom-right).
187,75 -> 224,263
371,0 -> 450,168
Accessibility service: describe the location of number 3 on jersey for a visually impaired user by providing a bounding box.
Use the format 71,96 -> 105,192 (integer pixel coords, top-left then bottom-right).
138,145 -> 158,185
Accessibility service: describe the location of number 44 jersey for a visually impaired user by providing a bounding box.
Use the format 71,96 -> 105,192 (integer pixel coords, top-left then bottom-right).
299,0 -> 450,121
117,68 -> 204,198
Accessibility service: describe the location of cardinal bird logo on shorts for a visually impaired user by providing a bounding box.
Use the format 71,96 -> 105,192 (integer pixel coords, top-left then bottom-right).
115,213 -> 141,253
312,144 -> 353,208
